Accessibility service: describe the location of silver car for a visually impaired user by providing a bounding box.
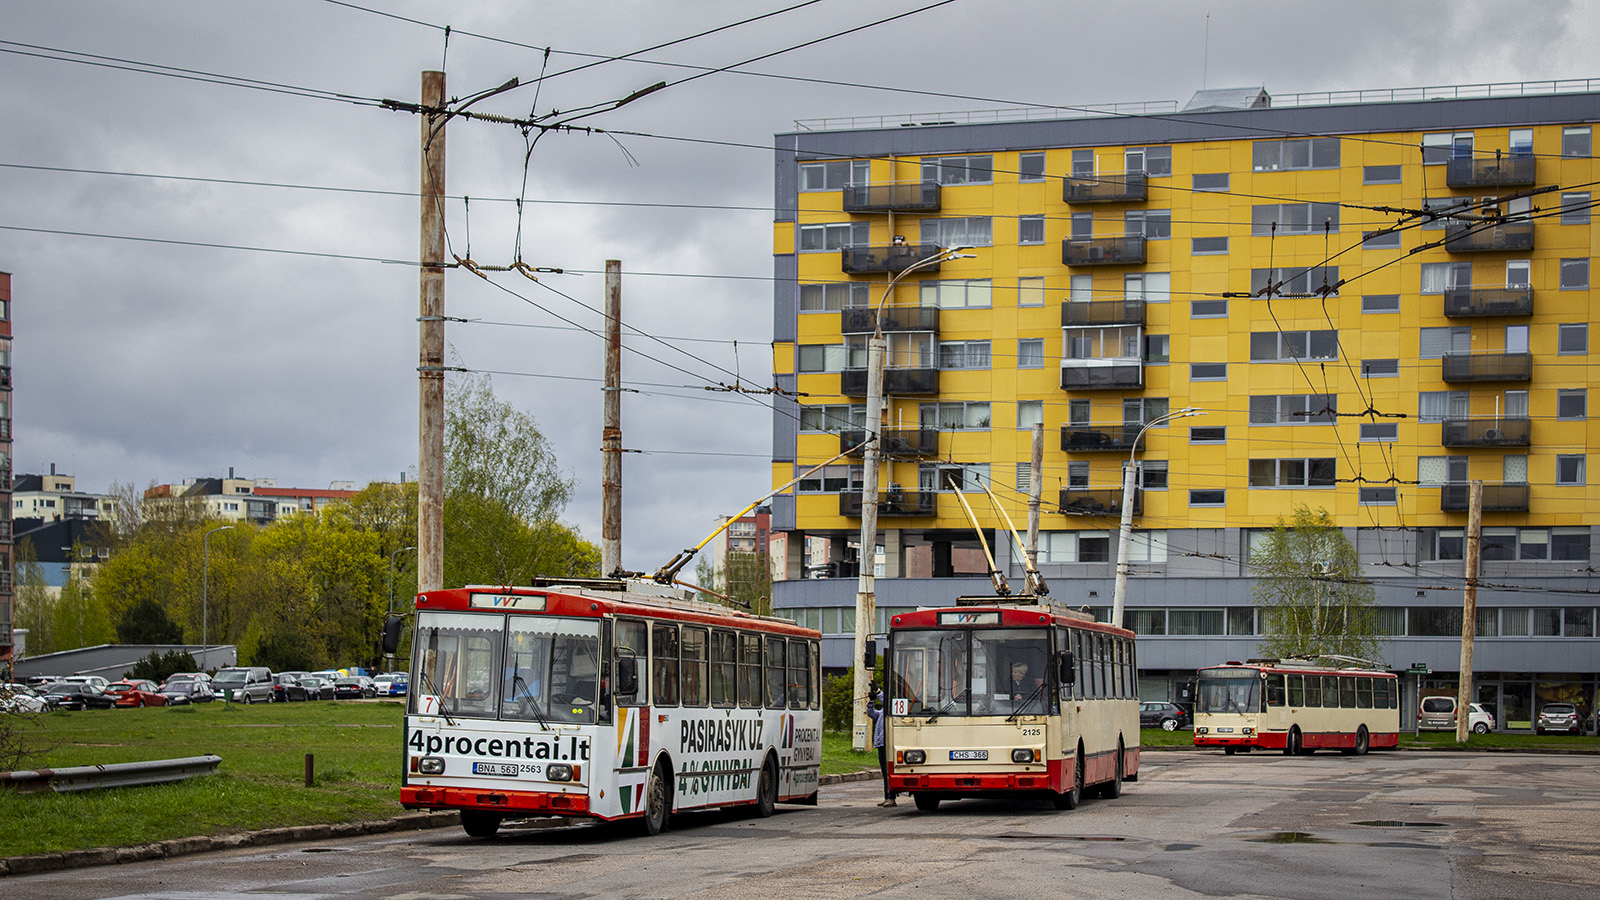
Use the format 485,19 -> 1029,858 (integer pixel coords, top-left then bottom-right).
1536,703 -> 1581,735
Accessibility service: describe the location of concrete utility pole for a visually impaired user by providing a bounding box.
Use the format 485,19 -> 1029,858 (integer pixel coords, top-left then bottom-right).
1026,422 -> 1043,568
1456,479 -> 1483,743
1112,407 -> 1202,628
418,70 -> 446,593
602,260 -> 624,576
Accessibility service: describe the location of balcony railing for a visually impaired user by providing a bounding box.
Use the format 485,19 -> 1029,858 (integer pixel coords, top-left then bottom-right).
1445,155 -> 1536,189
1061,360 -> 1144,390
1063,172 -> 1148,203
1440,482 -> 1530,512
1061,425 -> 1144,452
1058,488 -> 1141,516
840,306 -> 939,335
1441,351 -> 1532,382
1440,417 -> 1531,447
1062,235 -> 1146,266
841,181 -> 941,213
840,243 -> 944,275
0,365 -> 9,389
839,490 -> 937,518
839,428 -> 939,458
1443,286 -> 1533,317
1061,298 -> 1146,327
1444,221 -> 1534,253
840,367 -> 939,396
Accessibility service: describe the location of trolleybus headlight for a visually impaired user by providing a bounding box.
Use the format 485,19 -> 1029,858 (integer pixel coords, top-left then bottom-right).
418,756 -> 445,775
1242,727 -> 1255,735
1011,748 -> 1037,764
547,763 -> 574,782
901,750 -> 926,765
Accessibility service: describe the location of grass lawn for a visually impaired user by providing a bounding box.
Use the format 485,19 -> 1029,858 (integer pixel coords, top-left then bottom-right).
820,730 -> 879,777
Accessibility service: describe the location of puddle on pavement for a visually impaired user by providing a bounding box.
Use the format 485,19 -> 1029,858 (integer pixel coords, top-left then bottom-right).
1364,841 -> 1437,850
1163,843 -> 1199,851
995,834 -> 1127,842
1352,821 -> 1446,828
300,848 -> 350,853
1247,832 -> 1331,844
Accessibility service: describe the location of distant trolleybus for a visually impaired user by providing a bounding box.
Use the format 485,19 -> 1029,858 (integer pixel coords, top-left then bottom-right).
396,579 -> 822,837
1193,660 -> 1400,756
883,599 -> 1139,811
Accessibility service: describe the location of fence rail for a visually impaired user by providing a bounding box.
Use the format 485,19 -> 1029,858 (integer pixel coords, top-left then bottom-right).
0,755 -> 221,793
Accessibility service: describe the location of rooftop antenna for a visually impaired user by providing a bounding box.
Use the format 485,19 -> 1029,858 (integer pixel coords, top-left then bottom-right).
1202,14 -> 1211,89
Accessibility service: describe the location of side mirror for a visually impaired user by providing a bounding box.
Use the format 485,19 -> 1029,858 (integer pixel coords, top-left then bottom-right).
615,655 -> 639,696
864,638 -> 877,669
1055,650 -> 1076,685
381,615 -> 405,656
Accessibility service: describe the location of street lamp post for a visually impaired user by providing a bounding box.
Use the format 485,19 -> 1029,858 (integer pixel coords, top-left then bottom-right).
852,244 -> 974,750
1111,407 -> 1204,629
202,525 -> 235,665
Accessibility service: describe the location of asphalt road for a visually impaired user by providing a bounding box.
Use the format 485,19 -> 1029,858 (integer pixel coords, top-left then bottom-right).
12,751 -> 1597,899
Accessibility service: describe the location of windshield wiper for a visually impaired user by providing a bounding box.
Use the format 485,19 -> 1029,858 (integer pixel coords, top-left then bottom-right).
417,663 -> 456,726
926,691 -> 962,724
512,673 -> 551,731
1006,681 -> 1049,723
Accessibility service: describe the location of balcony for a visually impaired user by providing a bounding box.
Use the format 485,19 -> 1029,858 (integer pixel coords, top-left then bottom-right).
839,428 -> 939,458
1061,424 -> 1143,453
1061,360 -> 1144,390
1063,173 -> 1147,203
1444,221 -> 1534,253
841,243 -> 943,275
839,490 -> 937,518
841,181 -> 941,213
1440,417 -> 1531,448
840,367 -> 939,396
1440,482 -> 1530,512
1443,286 -> 1533,318
1058,488 -> 1141,516
0,365 -> 9,388
1445,155 -> 1536,189
1061,298 -> 1146,327
840,306 -> 939,335
1441,351 -> 1532,383
1063,236 -> 1146,266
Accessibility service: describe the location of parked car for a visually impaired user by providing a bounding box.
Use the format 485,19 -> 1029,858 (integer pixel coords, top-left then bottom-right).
372,672 -> 409,697
107,679 -> 168,708
297,676 -> 337,701
272,672 -> 311,703
333,676 -> 377,699
53,675 -> 111,690
159,680 -> 217,705
1536,702 -> 1582,735
1140,700 -> 1191,731
38,682 -> 117,711
1417,696 -> 1459,730
1,683 -> 46,713
213,666 -> 275,703
1467,702 -> 1495,734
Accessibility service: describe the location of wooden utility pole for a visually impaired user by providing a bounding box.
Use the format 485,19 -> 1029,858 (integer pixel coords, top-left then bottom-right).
417,70 -> 446,593
601,260 -> 624,576
1026,422 -> 1043,566
1456,479 -> 1483,742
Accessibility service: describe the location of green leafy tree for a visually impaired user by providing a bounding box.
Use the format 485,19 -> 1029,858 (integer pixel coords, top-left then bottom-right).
51,573 -> 114,651
1250,505 -> 1385,662
128,649 -> 198,683
115,594 -> 184,645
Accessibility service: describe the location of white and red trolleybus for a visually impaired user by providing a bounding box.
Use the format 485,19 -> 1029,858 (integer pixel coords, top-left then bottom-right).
1192,660 -> 1401,756
883,598 -> 1139,811
397,579 -> 822,837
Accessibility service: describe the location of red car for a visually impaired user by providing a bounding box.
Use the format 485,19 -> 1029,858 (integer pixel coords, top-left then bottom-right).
107,679 -> 168,708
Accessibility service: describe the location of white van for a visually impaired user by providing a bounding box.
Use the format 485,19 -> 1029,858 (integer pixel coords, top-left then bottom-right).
213,666 -> 274,703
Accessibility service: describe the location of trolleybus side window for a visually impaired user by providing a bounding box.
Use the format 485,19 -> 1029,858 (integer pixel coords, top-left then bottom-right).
1266,672 -> 1286,707
1340,676 -> 1356,708
681,626 -> 709,707
765,636 -> 787,709
810,641 -> 822,710
1074,630 -> 1089,700
1287,674 -> 1304,707
738,633 -> 763,707
710,629 -> 737,707
653,623 -> 680,706
614,618 -> 647,707
788,639 -> 811,709
1383,679 -> 1397,709
1357,676 -> 1373,709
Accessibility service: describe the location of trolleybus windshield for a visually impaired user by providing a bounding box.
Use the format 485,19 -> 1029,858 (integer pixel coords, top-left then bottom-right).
891,628 -> 1052,718
411,610 -> 602,725
1196,669 -> 1261,715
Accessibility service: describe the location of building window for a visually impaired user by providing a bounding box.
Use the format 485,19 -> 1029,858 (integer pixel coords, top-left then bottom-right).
1140,461 -> 1168,490
1249,393 -> 1337,425
1125,209 -> 1172,239
799,159 -> 868,191
1124,272 -> 1170,303
1362,359 -> 1399,378
921,401 -> 990,429
798,404 -> 861,432
1251,203 -> 1340,235
1557,389 -> 1587,419
1553,527 -> 1592,560
1068,399 -> 1091,427
1563,126 -> 1591,158
1066,461 -> 1089,488
1560,258 -> 1589,290
798,222 -> 867,251
1191,363 -> 1226,381
920,155 -> 993,185
1070,212 -> 1093,240
1123,397 -> 1170,426
1418,327 -> 1470,359
1362,294 -> 1400,313
1250,330 -> 1338,362
920,216 -> 992,247
1144,334 -> 1170,363
1420,261 -> 1471,294
1017,400 -> 1043,429
799,281 -> 867,312
1191,299 -> 1228,317
1363,164 -> 1402,184
921,462 -> 989,493
1018,276 -> 1046,307
797,465 -> 858,493
1189,489 -> 1225,506
1360,423 -> 1398,442
1018,215 -> 1045,245
1125,145 -> 1172,177
1190,426 -> 1226,443
1561,192 -> 1591,225
1417,455 -> 1467,487
797,344 -> 846,373
1509,128 -> 1533,156
1252,137 -> 1340,171
1015,462 -> 1033,494
1192,236 -> 1228,254
1018,151 -> 1045,182
1418,391 -> 1469,423
1192,173 -> 1228,191
938,340 -> 992,370
1069,273 -> 1093,301
1557,455 -> 1586,485
1249,458 -> 1336,487
1251,266 -> 1339,296
1558,323 -> 1588,355
1363,229 -> 1401,249
1359,487 -> 1397,504
1422,131 -> 1474,165
1017,339 -> 1045,368
920,279 -> 992,309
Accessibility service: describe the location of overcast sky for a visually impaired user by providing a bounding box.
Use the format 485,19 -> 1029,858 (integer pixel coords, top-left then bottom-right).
3,1 -> 1598,569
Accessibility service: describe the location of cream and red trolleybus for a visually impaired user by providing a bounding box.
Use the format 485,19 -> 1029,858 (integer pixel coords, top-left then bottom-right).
883,598 -> 1139,811
1192,659 -> 1400,756
396,579 -> 822,837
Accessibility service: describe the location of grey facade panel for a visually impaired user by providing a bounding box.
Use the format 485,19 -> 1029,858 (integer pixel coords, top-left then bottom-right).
774,142 -> 799,223
772,253 -> 798,343
770,491 -> 796,532
772,374 -> 798,463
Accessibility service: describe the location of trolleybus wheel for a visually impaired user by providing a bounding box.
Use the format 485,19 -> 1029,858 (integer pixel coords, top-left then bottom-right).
1344,725 -> 1369,756
755,755 -> 778,818
1053,747 -> 1085,810
642,760 -> 672,836
1286,726 -> 1302,756
1224,746 -> 1236,755
913,793 -> 940,812
1100,741 -> 1124,799
460,810 -> 502,838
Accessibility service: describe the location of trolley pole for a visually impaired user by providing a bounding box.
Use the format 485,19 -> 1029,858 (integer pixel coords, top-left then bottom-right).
1456,480 -> 1483,743
417,69 -> 446,593
602,260 -> 624,576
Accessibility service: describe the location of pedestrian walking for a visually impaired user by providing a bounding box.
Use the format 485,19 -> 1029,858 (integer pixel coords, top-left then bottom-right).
865,685 -> 896,807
